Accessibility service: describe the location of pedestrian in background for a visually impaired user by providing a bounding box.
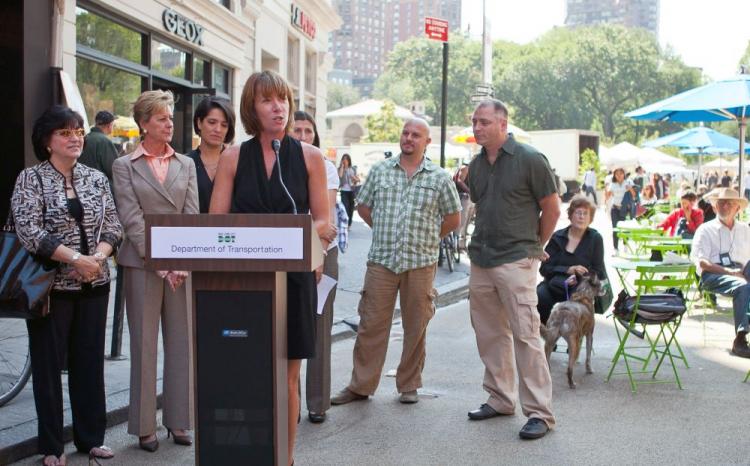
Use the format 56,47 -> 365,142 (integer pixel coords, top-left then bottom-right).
112,90 -> 198,453
210,71 -> 334,465
78,110 -> 119,184
11,106 -> 122,465
453,161 -> 473,250
330,118 -> 460,406
465,99 -> 559,440
291,110 -> 340,424
582,166 -> 598,205
338,153 -> 359,228
185,96 -> 236,213
605,167 -> 628,251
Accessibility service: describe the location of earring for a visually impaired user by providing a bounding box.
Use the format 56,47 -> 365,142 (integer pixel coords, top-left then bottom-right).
46,147 -> 51,153
142,129 -> 148,135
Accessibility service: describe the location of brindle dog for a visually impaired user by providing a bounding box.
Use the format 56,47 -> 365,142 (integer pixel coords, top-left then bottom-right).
540,274 -> 605,389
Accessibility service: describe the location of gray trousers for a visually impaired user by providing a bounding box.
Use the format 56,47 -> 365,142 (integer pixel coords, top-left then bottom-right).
306,247 -> 339,414
700,271 -> 750,333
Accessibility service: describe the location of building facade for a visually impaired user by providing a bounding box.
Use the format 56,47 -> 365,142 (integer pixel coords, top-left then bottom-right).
330,0 -> 460,96
564,0 -> 659,36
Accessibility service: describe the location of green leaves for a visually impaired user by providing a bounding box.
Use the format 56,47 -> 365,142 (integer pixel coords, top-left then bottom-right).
364,101 -> 402,143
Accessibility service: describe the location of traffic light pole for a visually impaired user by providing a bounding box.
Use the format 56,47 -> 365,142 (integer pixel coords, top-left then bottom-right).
440,41 -> 449,168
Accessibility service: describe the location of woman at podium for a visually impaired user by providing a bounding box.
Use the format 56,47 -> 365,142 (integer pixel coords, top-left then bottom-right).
210,71 -> 335,465
112,90 -> 199,452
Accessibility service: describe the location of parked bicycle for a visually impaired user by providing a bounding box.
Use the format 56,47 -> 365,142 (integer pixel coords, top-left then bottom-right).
438,231 -> 461,272
0,318 -> 31,406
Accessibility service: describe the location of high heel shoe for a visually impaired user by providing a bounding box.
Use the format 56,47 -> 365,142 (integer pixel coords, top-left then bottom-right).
138,434 -> 159,452
167,428 -> 193,446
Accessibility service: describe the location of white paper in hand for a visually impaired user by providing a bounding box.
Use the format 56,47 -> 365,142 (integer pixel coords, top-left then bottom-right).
316,274 -> 338,315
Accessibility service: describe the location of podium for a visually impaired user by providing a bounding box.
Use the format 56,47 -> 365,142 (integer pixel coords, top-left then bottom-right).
144,214 -> 324,466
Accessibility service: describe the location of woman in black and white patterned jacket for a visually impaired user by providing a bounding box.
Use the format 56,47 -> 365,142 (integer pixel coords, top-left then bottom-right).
10,106 -> 122,466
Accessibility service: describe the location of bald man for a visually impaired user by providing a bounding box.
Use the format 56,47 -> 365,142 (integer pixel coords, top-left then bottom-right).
331,119 -> 461,405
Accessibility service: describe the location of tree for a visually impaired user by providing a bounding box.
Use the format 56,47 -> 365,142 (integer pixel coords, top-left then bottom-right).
364,101 -> 402,143
578,148 -> 606,189
739,40 -> 750,71
375,35 -> 489,125
327,83 -> 361,111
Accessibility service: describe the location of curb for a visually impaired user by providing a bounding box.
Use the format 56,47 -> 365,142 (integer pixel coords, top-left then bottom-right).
0,278 -> 469,464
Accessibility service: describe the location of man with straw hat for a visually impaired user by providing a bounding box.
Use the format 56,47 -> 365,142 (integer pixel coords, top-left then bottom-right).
691,188 -> 750,358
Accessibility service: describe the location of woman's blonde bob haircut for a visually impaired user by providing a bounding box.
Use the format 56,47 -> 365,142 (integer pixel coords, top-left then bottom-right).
240,70 -> 295,136
133,90 -> 174,136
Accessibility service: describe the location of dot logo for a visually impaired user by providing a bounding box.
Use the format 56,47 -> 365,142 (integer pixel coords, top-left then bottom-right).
217,232 -> 236,243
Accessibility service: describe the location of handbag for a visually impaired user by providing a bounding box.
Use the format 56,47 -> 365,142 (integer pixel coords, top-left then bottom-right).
594,278 -> 614,315
612,289 -> 687,323
0,170 -> 57,319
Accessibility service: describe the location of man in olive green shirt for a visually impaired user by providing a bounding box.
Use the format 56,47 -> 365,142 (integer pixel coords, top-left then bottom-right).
79,111 -> 119,184
331,118 -> 461,406
466,99 -> 560,440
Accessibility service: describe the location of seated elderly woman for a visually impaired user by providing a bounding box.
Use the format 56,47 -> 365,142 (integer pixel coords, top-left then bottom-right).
658,191 -> 704,238
537,196 -> 607,324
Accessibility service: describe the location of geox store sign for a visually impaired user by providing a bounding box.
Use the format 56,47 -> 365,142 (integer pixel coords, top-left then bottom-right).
162,9 -> 205,46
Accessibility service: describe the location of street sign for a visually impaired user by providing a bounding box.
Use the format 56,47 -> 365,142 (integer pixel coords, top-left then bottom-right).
425,17 -> 448,42
475,83 -> 494,94
470,94 -> 488,103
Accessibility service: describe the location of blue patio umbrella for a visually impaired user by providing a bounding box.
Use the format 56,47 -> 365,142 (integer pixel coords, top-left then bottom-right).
626,74 -> 750,192
642,126 -> 750,179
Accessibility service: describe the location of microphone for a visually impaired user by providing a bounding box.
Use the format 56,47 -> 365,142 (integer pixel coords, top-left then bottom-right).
272,139 -> 297,214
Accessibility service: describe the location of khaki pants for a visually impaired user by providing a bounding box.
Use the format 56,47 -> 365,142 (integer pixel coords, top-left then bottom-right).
469,258 -> 555,428
348,263 -> 437,395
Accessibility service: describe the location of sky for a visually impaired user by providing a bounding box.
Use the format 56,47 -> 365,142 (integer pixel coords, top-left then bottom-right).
461,0 -> 750,80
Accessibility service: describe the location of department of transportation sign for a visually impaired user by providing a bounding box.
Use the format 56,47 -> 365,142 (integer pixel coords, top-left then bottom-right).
150,227 -> 303,260
425,17 -> 449,42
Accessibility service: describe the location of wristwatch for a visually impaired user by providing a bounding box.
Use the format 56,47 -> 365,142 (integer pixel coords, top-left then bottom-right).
71,252 -> 81,262
93,251 -> 106,260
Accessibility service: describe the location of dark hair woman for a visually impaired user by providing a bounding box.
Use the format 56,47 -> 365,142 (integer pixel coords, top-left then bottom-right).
338,153 -> 359,227
291,110 -> 340,423
186,96 -> 236,213
536,196 -> 606,324
210,71 -> 335,465
11,105 -> 122,465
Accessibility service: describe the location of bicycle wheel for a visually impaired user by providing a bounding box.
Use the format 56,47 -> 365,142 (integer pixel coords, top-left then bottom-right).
445,239 -> 454,272
437,240 -> 445,266
0,318 -> 32,407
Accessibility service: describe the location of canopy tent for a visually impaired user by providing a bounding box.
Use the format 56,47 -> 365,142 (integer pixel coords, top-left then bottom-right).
599,142 -> 684,169
626,74 -> 750,192
703,157 -> 740,170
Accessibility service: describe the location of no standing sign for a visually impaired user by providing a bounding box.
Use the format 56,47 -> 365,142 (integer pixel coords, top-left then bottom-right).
425,17 -> 449,42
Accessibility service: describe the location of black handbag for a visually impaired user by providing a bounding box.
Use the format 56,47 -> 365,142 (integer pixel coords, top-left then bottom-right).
0,170 -> 57,319
594,278 -> 614,315
612,289 -> 687,323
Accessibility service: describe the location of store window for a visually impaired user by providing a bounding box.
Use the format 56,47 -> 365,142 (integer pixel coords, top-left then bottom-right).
76,59 -> 142,148
193,56 -> 211,86
305,50 -> 317,95
213,64 -> 230,97
75,7 -> 142,63
151,39 -> 187,80
213,0 -> 231,9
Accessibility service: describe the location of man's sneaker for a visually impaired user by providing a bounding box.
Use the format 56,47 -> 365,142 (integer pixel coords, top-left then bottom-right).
732,335 -> 750,359
330,388 -> 368,405
399,390 -> 419,404
519,418 -> 549,440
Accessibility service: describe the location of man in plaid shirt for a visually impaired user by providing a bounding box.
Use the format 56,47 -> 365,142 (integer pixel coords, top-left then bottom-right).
331,118 -> 461,406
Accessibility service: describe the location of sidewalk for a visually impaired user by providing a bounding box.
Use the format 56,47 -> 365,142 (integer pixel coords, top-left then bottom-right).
11,292 -> 750,465
0,216 -> 470,465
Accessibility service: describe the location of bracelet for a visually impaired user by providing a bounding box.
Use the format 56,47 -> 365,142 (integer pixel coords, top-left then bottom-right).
71,252 -> 81,262
93,251 -> 106,260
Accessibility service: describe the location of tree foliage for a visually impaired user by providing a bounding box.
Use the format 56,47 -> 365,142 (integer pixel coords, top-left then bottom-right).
740,40 -> 750,70
374,25 -> 702,143
579,148 -> 606,189
327,83 -> 361,111
364,101 -> 402,143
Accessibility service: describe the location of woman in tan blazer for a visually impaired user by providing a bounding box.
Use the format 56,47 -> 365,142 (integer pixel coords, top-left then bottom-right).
112,90 -> 199,452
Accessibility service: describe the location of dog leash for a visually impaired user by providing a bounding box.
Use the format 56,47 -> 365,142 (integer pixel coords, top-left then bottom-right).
564,279 -> 570,301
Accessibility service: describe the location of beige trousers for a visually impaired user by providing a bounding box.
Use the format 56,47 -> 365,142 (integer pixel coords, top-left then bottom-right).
124,267 -> 194,436
348,263 -> 437,395
469,258 -> 556,428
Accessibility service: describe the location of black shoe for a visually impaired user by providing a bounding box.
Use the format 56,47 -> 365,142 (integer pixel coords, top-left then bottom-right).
308,412 -> 326,423
732,335 -> 750,358
138,435 -> 159,452
468,403 -> 505,421
519,418 -> 549,440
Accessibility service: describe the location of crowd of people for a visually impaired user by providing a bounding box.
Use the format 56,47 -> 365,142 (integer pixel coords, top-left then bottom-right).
8,69 -> 750,464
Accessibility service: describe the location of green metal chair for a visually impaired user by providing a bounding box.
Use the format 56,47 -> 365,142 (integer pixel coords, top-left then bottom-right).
605,264 -> 695,392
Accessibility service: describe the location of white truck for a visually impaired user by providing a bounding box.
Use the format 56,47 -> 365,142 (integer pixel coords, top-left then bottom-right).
526,129 -> 600,200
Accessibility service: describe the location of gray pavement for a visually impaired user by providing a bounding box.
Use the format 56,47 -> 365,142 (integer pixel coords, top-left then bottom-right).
6,206 -> 750,465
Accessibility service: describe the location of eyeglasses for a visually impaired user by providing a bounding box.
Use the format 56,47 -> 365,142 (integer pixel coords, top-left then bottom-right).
572,209 -> 590,217
54,128 -> 85,138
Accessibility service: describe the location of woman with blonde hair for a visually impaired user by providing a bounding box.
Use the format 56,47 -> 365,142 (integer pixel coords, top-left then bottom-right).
211,71 -> 334,465
112,90 -> 199,452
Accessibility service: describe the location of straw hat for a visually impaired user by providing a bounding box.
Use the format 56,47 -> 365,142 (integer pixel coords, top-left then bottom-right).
707,187 -> 749,209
